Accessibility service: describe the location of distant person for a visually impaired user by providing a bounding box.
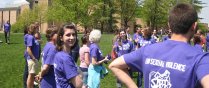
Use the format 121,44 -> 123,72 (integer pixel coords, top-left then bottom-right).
133,27 -> 142,50
4,20 -> 11,44
193,34 -> 204,52
206,30 -> 209,52
54,24 -> 82,88
24,24 -> 39,88
152,30 -> 159,42
36,28 -> 58,88
79,35 -> 90,88
109,3 -> 209,88
113,29 -> 134,88
125,26 -> 132,41
197,30 -> 206,49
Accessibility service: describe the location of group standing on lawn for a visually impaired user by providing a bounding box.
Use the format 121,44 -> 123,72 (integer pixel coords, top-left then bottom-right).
23,3 -> 209,88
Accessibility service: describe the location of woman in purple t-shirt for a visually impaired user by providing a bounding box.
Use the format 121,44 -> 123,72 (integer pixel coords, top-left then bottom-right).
79,35 -> 90,88
36,27 -> 58,88
54,24 -> 82,88
87,30 -> 109,88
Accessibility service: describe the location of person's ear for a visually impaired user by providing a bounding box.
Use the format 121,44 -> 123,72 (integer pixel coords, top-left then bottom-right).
191,22 -> 197,32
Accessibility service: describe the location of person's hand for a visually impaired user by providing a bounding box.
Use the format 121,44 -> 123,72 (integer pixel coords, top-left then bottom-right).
104,56 -> 110,62
35,73 -> 42,82
32,57 -> 37,62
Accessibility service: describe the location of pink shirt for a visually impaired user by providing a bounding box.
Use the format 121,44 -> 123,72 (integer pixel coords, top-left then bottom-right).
79,45 -> 90,68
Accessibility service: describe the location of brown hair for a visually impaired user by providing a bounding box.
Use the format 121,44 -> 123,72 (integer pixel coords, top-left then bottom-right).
28,24 -> 36,35
46,28 -> 58,41
193,34 -> 201,45
142,28 -> 152,40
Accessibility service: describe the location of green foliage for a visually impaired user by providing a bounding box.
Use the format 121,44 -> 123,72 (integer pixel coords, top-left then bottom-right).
12,5 -> 47,33
140,0 -> 175,30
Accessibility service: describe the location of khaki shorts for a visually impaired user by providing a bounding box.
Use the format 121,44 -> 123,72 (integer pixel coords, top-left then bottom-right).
27,59 -> 38,74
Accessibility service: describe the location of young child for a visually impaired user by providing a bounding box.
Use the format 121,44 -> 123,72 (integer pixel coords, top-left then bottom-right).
79,35 -> 90,88
54,24 -> 82,88
36,27 -> 58,88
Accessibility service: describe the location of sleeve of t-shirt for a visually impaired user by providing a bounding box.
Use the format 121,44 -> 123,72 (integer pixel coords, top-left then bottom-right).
44,48 -> 56,65
26,36 -> 33,47
196,53 -> 209,81
84,47 -> 90,53
123,47 -> 144,71
63,56 -> 79,80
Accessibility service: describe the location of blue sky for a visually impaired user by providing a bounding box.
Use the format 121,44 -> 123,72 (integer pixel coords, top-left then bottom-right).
199,0 -> 209,23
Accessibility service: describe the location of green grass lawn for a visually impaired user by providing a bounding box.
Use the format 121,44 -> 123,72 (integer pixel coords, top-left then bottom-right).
0,33 -> 128,88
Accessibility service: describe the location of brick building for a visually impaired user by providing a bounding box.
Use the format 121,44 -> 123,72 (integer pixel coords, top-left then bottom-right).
0,0 -> 29,31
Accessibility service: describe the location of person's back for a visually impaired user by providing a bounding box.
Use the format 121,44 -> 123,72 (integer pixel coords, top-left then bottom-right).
129,40 -> 204,88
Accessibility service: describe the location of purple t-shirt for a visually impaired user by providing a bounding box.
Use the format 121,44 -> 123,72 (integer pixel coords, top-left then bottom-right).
24,34 -> 39,60
133,33 -> 142,41
114,40 -> 134,56
54,51 -> 79,88
123,40 -> 209,88
206,33 -> 209,50
138,37 -> 156,47
194,44 -> 203,52
41,42 -> 57,88
89,43 -> 103,62
4,23 -> 10,32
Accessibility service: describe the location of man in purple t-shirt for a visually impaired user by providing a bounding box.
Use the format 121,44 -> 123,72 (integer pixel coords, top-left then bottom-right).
4,21 -> 11,44
109,3 -> 209,88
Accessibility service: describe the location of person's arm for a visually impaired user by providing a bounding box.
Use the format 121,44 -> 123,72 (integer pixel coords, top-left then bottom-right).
70,75 -> 83,88
84,52 -> 90,66
27,46 -> 36,60
91,56 -> 108,65
38,64 -> 50,81
201,74 -> 209,88
109,56 -> 137,88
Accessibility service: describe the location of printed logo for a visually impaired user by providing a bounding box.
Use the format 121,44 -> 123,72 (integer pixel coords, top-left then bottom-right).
118,43 -> 130,50
149,70 -> 172,88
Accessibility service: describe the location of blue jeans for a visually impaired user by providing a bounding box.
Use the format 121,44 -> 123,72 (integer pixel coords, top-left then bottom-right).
80,67 -> 88,86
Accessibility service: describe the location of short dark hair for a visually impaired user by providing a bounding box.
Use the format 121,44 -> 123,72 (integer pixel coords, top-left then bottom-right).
56,23 -> 78,51
193,34 -> 201,44
169,3 -> 197,34
46,28 -> 58,41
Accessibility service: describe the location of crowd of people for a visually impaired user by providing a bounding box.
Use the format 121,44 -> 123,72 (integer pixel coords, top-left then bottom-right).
22,3 -> 209,88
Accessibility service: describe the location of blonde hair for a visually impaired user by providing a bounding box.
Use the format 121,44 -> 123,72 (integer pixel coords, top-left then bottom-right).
89,29 -> 101,43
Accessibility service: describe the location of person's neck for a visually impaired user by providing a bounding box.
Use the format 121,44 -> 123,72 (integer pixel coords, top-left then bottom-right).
170,33 -> 190,43
63,45 -> 71,53
49,41 -> 55,45
83,44 -> 88,47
